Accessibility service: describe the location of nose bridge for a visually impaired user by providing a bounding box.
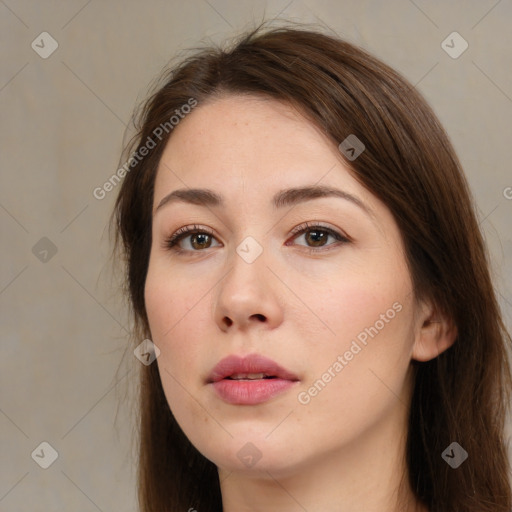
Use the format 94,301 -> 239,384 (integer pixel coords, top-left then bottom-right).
222,235 -> 268,303
214,233 -> 283,331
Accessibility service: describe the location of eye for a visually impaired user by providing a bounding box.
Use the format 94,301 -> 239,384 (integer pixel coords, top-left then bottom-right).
164,224 -> 221,253
287,222 -> 350,251
164,222 -> 350,255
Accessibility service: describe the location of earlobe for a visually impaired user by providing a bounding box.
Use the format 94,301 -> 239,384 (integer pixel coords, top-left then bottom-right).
412,307 -> 458,362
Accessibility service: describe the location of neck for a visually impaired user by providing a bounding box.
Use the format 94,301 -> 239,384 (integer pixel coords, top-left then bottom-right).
218,400 -> 427,512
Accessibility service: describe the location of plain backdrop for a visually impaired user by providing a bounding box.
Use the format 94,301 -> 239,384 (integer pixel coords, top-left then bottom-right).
1,1 -> 511,510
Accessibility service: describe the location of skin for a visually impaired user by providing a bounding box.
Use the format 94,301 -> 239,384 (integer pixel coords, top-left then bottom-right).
144,94 -> 456,512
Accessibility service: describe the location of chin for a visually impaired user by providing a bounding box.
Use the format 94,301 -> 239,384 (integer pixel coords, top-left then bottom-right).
195,433 -> 308,477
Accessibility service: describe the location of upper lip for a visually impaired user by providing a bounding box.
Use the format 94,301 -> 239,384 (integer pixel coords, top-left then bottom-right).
207,354 -> 299,383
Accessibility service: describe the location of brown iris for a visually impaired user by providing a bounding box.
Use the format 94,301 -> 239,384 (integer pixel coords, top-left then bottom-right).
190,233 -> 213,250
304,229 -> 328,247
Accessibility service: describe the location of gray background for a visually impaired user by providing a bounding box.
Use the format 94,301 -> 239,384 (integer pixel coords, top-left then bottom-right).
1,1 -> 511,510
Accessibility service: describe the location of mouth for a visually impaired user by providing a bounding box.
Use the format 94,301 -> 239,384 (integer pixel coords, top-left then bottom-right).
207,354 -> 299,405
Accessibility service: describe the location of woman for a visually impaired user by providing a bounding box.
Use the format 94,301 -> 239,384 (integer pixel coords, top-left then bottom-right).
112,24 -> 511,512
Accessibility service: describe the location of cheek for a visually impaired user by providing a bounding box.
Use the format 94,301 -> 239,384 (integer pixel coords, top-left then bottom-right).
145,267 -> 212,429
297,263 -> 414,407
302,259 -> 410,349
145,249 -> 207,334
144,259 -> 212,381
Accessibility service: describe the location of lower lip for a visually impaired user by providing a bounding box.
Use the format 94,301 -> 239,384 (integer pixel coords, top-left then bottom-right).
211,378 -> 297,405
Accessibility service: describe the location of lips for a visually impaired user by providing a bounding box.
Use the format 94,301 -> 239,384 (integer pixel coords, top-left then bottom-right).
208,354 -> 299,405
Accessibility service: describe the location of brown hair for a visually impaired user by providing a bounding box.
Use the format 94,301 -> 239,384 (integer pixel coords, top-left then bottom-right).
112,23 -> 512,512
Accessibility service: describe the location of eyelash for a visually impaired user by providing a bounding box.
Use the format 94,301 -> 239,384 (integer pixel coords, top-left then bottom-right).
163,222 -> 351,255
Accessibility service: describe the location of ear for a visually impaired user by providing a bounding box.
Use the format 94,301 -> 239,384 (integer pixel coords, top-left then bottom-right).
411,300 -> 458,362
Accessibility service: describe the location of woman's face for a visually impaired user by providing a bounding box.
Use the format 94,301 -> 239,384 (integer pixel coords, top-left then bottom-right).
145,94 -> 425,476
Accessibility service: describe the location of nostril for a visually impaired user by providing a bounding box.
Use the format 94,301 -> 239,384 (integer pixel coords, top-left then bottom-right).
251,314 -> 266,322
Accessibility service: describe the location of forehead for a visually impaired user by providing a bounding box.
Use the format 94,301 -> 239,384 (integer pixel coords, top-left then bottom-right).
153,94 -> 363,202
165,93 -> 320,149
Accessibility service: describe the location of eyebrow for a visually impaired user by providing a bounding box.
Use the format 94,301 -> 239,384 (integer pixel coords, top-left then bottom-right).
154,185 -> 374,218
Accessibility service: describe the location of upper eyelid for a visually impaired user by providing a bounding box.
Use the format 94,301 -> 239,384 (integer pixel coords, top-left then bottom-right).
289,221 -> 345,236
170,222 -> 340,239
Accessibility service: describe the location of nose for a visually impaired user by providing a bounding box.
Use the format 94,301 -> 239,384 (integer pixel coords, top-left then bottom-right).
213,245 -> 284,333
